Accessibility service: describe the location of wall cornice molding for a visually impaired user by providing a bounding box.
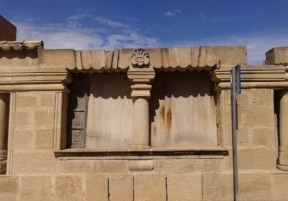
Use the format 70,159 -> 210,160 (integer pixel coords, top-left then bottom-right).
211,65 -> 288,90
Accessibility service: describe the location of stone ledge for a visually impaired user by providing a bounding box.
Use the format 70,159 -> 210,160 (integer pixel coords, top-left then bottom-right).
0,40 -> 43,51
54,147 -> 228,159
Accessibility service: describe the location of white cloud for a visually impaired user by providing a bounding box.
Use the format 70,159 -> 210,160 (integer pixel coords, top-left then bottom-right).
205,34 -> 288,64
167,32 -> 288,64
94,17 -> 129,29
164,9 -> 182,17
15,17 -> 159,50
164,11 -> 173,17
175,9 -> 182,14
66,13 -> 91,28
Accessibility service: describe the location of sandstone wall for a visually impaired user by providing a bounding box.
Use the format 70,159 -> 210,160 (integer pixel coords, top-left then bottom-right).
0,44 -> 287,201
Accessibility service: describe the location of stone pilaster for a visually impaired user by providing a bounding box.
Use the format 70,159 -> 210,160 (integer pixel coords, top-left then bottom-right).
128,49 -> 155,149
278,90 -> 288,170
0,94 -> 9,174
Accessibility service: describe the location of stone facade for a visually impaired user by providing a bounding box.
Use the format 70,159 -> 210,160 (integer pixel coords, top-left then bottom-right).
0,39 -> 287,200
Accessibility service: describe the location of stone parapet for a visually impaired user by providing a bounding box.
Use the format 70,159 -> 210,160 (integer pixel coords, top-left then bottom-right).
266,47 -> 288,65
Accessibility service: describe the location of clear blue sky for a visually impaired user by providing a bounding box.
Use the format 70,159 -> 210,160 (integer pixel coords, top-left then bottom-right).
1,0 -> 287,64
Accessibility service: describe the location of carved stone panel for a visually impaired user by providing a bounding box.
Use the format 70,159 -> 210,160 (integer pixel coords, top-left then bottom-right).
150,71 -> 217,148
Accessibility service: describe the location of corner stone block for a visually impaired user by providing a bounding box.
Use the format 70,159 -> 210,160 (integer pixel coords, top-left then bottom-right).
134,174 -> 166,201
265,47 -> 288,65
0,176 -> 18,201
86,174 -> 108,201
109,174 -> 133,201
202,173 -> 233,201
167,173 -> 202,201
20,176 -> 52,201
55,175 -> 84,201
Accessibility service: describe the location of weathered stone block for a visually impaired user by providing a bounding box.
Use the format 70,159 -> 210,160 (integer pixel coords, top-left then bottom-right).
236,90 -> 250,105
14,110 -> 33,127
55,175 -> 84,201
86,174 -> 107,201
13,129 -> 34,150
0,176 -> 18,201
109,174 -> 133,201
273,175 -> 288,200
59,160 -> 98,173
16,94 -> 37,107
237,126 -> 252,146
39,49 -> 76,68
37,93 -> 56,107
35,129 -> 54,149
202,173 -> 233,201
98,160 -> 128,173
239,105 -> 274,127
167,173 -> 202,201
20,176 -> 52,201
238,148 -> 271,170
249,89 -> 273,105
134,174 -> 166,201
252,127 -> 274,146
35,110 -> 54,127
154,159 -> 224,173
238,173 -> 272,200
265,47 -> 288,65
12,152 -> 58,174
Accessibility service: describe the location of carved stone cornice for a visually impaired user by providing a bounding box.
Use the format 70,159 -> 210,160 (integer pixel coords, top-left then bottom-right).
0,40 -> 43,51
131,49 -> 150,68
211,65 -> 288,90
68,46 -> 246,72
0,67 -> 72,92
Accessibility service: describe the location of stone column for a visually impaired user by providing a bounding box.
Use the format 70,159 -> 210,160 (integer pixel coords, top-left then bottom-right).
278,90 -> 288,170
0,94 -> 9,174
128,49 -> 155,149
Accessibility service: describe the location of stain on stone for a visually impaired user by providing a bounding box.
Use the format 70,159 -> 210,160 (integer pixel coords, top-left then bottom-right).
160,106 -> 165,121
166,108 -> 172,133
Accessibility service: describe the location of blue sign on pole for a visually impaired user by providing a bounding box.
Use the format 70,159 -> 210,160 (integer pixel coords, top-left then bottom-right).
235,65 -> 241,95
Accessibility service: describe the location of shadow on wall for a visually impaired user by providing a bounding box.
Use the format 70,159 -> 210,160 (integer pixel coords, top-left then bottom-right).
0,50 -> 38,59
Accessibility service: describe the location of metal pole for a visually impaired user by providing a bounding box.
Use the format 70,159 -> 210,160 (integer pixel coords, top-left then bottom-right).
231,67 -> 239,201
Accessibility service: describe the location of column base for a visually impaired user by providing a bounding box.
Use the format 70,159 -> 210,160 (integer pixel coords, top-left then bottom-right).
0,150 -> 6,160
277,164 -> 288,171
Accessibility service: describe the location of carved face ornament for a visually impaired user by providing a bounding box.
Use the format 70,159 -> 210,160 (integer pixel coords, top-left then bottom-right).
131,49 -> 150,67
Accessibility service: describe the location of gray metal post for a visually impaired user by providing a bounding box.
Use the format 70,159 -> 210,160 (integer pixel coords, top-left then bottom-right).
231,65 -> 241,201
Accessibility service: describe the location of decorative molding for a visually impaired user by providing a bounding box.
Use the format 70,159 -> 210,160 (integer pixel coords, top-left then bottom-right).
54,148 -> 228,158
0,40 -> 43,51
211,65 -> 288,90
131,49 -> 150,68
